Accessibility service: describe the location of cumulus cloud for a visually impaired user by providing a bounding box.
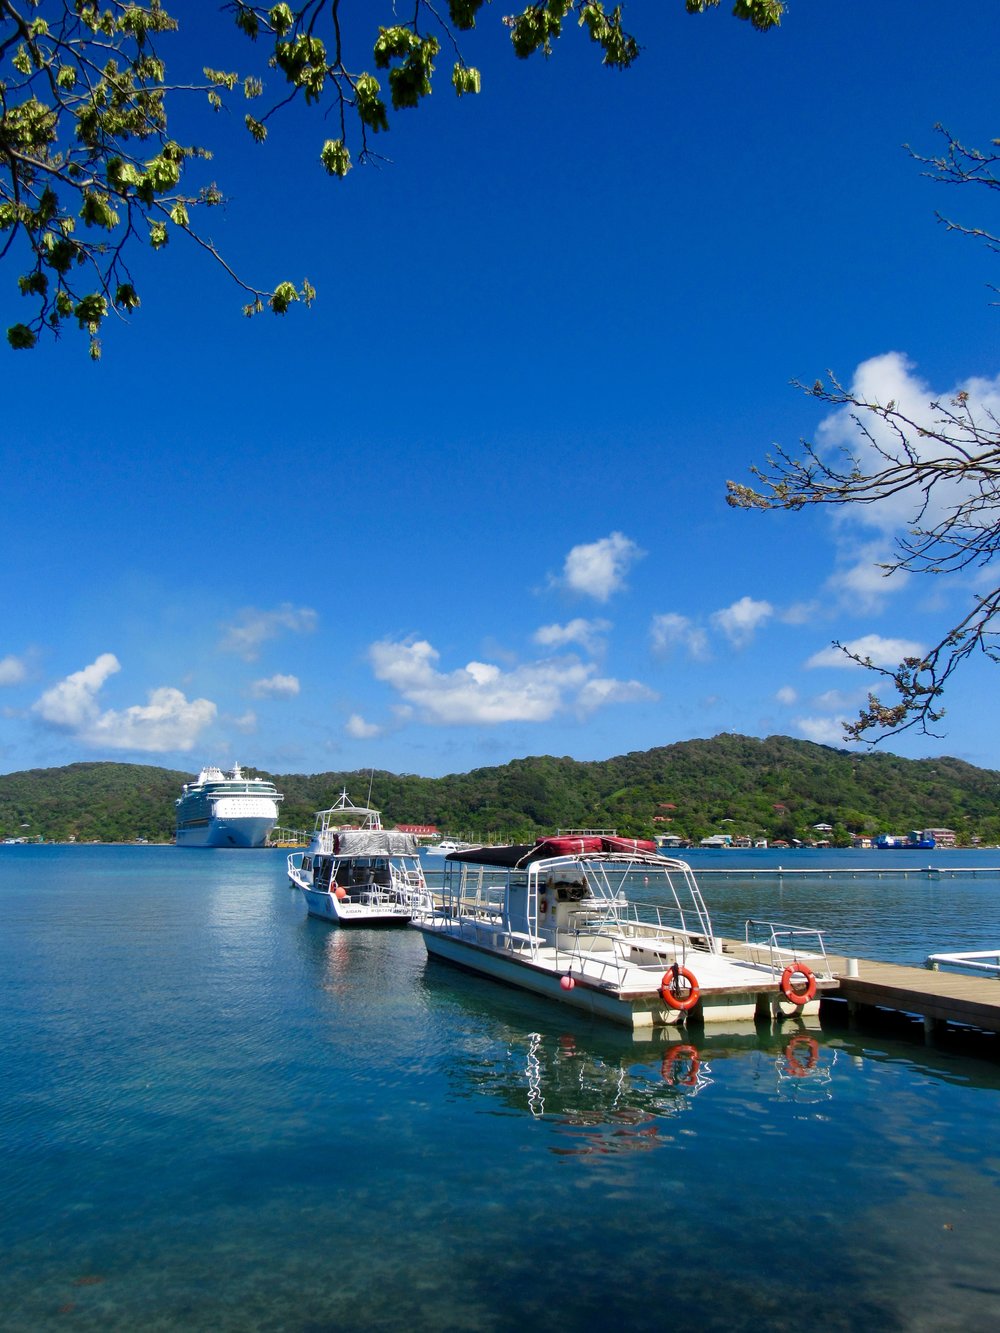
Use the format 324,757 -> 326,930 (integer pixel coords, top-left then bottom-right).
775,686 -> 798,706
219,604 -> 318,661
533,618 -> 611,655
85,689 -> 217,751
818,354 -> 987,533
345,713 -> 383,740
368,636 -> 651,725
250,673 -> 300,699
710,596 -> 774,647
33,654 -> 216,752
650,613 -> 710,661
33,653 -> 122,729
815,354 -> 1000,605
806,633 -> 924,670
559,532 -> 643,602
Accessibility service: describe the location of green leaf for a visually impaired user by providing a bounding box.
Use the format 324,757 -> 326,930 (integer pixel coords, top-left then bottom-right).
452,64 -> 481,97
7,324 -> 38,351
269,281 -> 300,314
320,140 -> 352,177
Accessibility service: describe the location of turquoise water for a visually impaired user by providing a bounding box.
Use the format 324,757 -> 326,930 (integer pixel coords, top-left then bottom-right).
2,845 -> 999,1331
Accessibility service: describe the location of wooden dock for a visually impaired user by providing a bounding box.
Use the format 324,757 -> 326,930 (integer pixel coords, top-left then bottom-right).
720,940 -> 1000,1038
824,952 -> 1000,1036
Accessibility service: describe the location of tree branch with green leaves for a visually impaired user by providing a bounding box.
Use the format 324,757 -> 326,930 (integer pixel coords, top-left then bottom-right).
1,0 -> 785,357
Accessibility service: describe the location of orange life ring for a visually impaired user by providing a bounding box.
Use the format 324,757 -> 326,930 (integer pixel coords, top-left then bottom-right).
784,1035 -> 819,1076
660,964 -> 700,1012
661,1043 -> 700,1085
780,963 -> 817,1005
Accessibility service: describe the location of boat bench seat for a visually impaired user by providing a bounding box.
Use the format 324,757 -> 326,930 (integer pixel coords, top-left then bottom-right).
556,930 -> 615,952
507,930 -> 544,948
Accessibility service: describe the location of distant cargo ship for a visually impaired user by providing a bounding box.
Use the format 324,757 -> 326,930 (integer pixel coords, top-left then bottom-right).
175,763 -> 282,848
875,831 -> 936,851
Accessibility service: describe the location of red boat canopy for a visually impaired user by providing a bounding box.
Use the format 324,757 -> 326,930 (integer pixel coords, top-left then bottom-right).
445,834 -> 661,868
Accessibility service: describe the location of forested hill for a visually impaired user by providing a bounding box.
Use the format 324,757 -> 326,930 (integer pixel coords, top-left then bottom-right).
2,735 -> 1000,846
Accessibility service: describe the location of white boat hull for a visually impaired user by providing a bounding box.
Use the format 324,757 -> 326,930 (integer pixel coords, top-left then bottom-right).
301,885 -> 412,926
415,927 -> 822,1030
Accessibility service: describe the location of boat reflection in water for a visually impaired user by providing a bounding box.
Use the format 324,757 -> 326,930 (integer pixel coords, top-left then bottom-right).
418,960 -> 834,1153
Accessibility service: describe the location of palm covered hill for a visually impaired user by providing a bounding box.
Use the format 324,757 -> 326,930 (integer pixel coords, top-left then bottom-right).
2,735 -> 999,845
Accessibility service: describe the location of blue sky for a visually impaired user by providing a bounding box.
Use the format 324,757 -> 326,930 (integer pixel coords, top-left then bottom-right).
2,0 -> 999,780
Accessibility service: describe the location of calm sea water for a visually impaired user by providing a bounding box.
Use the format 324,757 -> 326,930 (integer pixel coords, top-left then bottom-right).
2,844 -> 999,1332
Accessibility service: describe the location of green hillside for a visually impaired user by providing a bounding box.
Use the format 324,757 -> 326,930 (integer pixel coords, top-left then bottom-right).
2,735 -> 999,846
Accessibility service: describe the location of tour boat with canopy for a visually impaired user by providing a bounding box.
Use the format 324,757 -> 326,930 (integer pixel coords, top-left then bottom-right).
409,835 -> 835,1029
290,790 -> 430,926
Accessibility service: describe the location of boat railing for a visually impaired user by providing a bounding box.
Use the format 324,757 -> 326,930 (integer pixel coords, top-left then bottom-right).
349,882 -> 413,909
392,862 -> 433,909
551,919 -> 707,987
742,919 -> 832,979
577,857 -> 716,944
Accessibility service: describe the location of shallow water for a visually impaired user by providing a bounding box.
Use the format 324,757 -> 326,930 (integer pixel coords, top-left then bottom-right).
2,845 -> 999,1331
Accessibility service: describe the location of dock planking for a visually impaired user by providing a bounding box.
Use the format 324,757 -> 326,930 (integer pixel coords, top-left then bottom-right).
720,940 -> 1000,1036
826,952 -> 1000,1036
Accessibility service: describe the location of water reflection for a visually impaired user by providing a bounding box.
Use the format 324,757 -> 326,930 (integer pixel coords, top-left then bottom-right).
418,959 -> 839,1146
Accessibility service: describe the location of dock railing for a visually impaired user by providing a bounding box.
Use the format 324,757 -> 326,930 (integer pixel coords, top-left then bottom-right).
926,950 -> 1000,976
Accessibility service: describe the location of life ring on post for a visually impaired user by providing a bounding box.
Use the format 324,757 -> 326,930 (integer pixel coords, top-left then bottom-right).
780,963 -> 817,1006
660,963 -> 700,1012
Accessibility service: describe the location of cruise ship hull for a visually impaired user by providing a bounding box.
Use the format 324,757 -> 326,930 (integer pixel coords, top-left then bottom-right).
176,815 -> 276,849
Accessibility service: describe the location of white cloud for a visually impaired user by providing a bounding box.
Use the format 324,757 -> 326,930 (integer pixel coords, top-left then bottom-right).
81,687 -> 216,752
825,538 -> 910,612
533,618 -> 611,655
710,596 -> 774,647
577,677 -> 658,712
650,612 -> 710,661
811,688 -> 866,712
33,653 -> 121,729
795,716 -> 854,747
250,673 -> 300,699
780,601 -> 821,626
816,354 -> 1000,605
368,636 -> 650,725
219,604 -> 318,661
229,710 -> 258,733
0,654 -> 28,686
775,686 -> 798,706
560,532 -> 643,602
33,654 -> 216,752
345,713 -> 383,739
806,633 -> 924,670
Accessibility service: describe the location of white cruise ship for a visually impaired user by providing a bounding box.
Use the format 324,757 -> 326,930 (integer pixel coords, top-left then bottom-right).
175,763 -> 283,848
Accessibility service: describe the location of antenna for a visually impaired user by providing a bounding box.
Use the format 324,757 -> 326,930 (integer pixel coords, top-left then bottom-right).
366,767 -> 375,808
